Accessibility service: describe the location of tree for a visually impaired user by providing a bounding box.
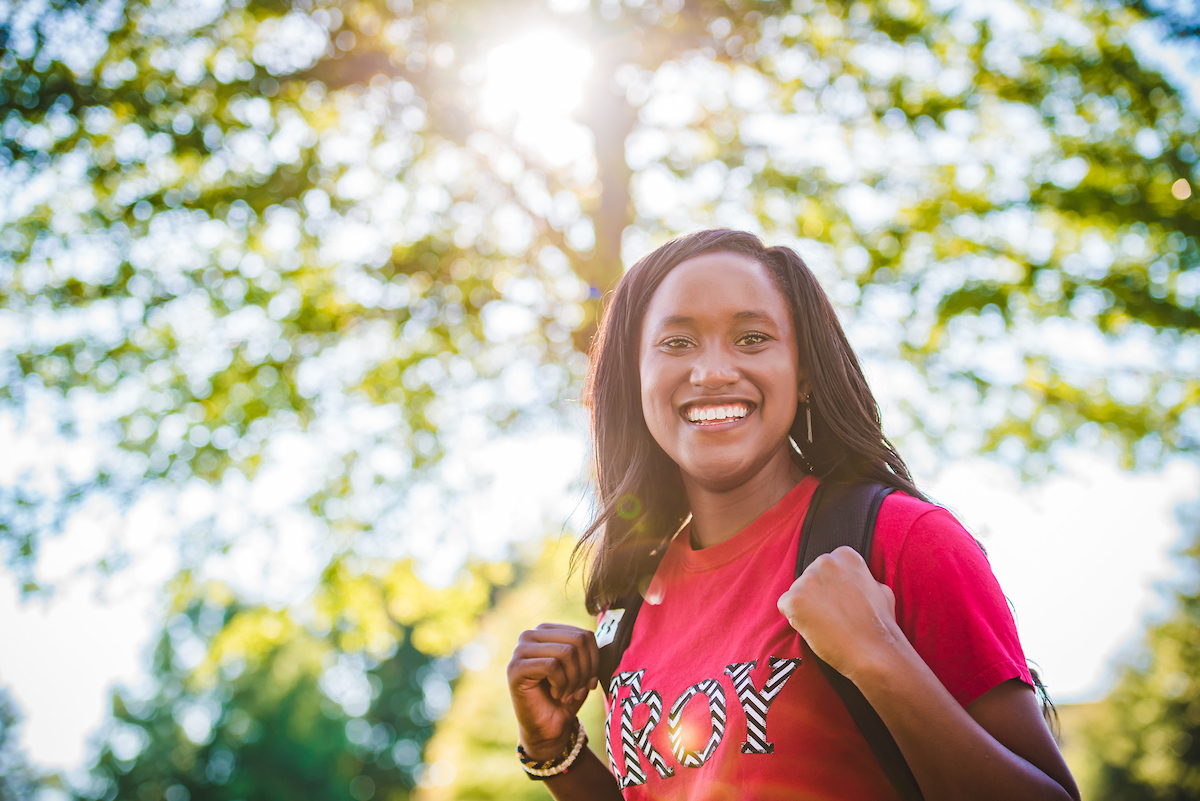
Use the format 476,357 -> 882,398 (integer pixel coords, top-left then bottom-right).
738,0 -> 1200,471
1078,505 -> 1200,800
1123,1 -> 1200,40
414,537 -> 603,801
73,560 -> 500,801
5,0 -> 1199,593
0,688 -> 46,800
1,0 -> 595,591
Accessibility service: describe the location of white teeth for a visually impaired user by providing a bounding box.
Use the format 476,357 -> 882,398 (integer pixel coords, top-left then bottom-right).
686,404 -> 749,423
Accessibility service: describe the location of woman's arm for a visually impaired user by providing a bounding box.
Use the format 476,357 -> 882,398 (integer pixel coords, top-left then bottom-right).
507,623 -> 623,801
538,750 -> 626,800
778,546 -> 1080,801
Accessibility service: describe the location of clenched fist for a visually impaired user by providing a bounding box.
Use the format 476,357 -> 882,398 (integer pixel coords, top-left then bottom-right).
777,545 -> 903,682
507,623 -> 600,761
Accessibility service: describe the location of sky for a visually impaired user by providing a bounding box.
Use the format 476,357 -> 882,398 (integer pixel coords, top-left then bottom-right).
3,0 -> 1200,779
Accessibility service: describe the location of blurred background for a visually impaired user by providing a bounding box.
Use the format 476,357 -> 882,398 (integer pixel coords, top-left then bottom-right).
2,0 -> 1200,797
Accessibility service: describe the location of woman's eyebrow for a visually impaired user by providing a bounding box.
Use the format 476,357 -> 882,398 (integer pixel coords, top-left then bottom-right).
658,314 -> 695,328
731,310 -> 774,322
653,310 -> 775,329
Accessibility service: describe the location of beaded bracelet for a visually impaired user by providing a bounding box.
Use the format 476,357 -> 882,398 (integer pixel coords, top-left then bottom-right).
517,720 -> 588,780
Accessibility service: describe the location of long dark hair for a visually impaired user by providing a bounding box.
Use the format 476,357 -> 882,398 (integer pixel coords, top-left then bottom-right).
575,229 -> 925,615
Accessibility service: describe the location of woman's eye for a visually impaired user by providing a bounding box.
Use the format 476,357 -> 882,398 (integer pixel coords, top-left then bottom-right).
663,337 -> 693,349
738,332 -> 769,346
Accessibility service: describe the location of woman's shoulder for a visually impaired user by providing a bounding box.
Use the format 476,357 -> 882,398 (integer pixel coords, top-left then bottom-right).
870,490 -> 1033,705
870,490 -> 990,584
877,489 -> 955,532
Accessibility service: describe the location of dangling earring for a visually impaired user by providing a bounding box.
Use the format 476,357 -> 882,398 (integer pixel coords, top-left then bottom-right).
805,395 -> 813,444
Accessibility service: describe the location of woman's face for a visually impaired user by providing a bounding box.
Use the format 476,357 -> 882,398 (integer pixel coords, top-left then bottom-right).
638,251 -> 807,493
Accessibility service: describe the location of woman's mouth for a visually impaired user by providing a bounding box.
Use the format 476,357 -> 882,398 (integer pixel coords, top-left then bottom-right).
683,402 -> 751,425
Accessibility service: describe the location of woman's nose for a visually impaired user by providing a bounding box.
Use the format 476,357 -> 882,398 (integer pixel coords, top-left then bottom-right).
690,352 -> 738,388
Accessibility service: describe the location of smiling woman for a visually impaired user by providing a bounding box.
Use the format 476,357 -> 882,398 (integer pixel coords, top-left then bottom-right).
637,253 -> 804,517
505,230 -> 1080,801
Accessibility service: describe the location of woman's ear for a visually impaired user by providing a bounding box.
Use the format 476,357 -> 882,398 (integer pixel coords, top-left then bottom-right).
798,374 -> 811,399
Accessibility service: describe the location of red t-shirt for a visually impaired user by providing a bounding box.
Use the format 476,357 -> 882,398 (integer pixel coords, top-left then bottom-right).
602,476 -> 1032,800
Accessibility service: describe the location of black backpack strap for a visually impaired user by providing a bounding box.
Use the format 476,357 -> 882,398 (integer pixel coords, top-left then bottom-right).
796,481 -> 923,801
596,593 -> 643,698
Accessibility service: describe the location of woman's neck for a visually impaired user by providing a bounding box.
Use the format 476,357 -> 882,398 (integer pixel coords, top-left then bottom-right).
685,455 -> 807,549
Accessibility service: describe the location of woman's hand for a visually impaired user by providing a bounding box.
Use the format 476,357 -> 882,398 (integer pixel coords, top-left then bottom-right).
507,623 -> 600,761
776,545 -> 903,681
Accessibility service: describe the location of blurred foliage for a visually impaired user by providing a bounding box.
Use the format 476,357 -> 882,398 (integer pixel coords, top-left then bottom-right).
414,537 -> 603,801
0,687 -> 51,800
71,560 -> 502,801
4,0 -> 1200,590
734,0 -> 1200,470
0,0 -> 596,591
1054,700 -> 1104,801
1124,0 -> 1200,40
1078,515 -> 1200,801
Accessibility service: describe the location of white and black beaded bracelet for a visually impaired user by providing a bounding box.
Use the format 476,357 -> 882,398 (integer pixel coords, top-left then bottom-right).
516,721 -> 588,780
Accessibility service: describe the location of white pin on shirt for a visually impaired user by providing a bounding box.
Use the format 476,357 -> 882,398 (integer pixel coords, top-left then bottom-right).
594,608 -> 625,648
